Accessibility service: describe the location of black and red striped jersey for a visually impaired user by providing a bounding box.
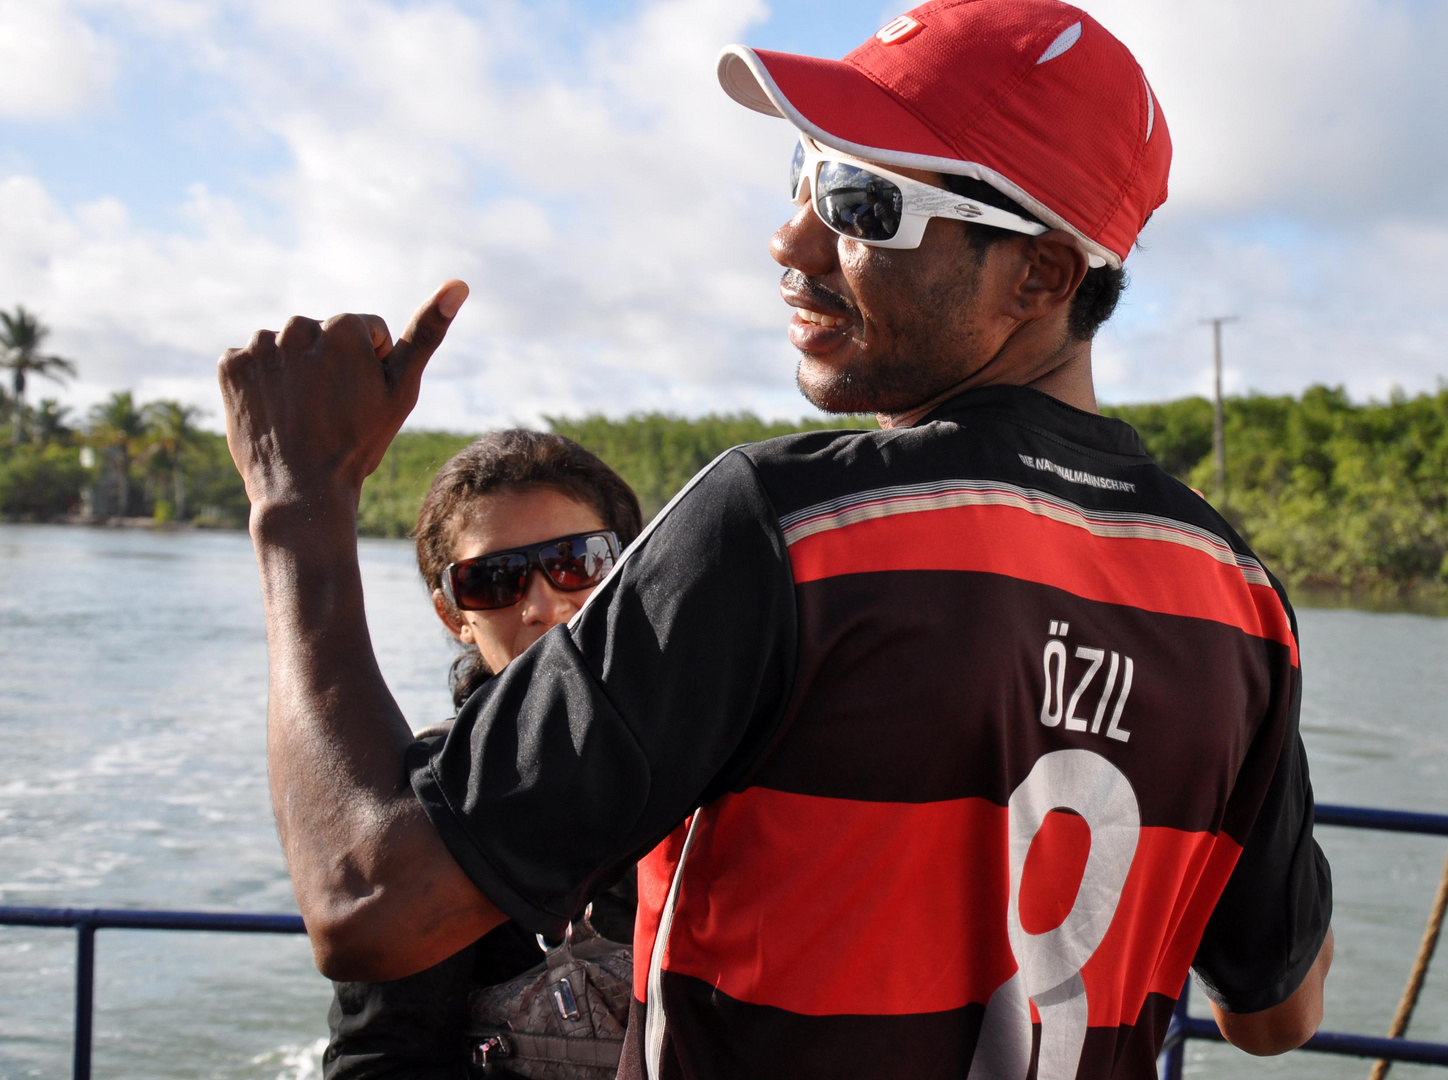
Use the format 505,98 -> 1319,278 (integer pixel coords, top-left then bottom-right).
410,385 -> 1331,1080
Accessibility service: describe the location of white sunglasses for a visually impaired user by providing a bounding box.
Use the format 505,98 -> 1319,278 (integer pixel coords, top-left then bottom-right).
791,136 -> 1102,267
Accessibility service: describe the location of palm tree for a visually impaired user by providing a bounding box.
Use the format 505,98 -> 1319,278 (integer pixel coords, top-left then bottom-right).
142,400 -> 206,520
32,399 -> 75,444
0,306 -> 77,445
88,391 -> 147,516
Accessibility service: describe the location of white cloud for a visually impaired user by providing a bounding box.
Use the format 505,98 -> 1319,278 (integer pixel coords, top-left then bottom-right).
1081,0 -> 1448,216
0,0 -> 808,428
0,0 -> 115,119
1097,212 -> 1448,403
1076,0 -> 1448,402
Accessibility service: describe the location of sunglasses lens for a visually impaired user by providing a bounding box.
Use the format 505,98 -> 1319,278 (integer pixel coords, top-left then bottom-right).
452,553 -> 529,610
815,160 -> 903,242
540,535 -> 616,591
790,141 -> 806,200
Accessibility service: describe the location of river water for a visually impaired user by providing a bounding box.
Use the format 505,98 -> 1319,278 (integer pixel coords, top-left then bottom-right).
0,523 -> 1445,1079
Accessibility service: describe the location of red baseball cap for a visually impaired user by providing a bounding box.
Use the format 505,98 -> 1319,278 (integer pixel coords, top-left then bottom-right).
717,0 -> 1169,268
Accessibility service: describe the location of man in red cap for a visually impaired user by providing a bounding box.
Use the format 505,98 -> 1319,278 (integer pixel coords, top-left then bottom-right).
220,2 -> 1332,1077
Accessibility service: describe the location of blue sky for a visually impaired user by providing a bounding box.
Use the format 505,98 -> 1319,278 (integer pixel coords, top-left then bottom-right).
1,0 -> 1446,430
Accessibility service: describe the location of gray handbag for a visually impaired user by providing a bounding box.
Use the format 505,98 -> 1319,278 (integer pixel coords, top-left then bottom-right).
466,913 -> 633,1079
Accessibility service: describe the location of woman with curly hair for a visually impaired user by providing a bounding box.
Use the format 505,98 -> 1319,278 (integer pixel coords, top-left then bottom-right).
325,429 -> 643,1080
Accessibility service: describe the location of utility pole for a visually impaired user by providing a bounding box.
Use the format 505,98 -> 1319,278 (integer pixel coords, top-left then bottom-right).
1201,316 -> 1238,497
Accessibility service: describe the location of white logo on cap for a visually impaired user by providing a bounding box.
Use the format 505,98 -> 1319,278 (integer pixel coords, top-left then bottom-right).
1036,21 -> 1082,64
1143,74 -> 1156,141
877,15 -> 923,45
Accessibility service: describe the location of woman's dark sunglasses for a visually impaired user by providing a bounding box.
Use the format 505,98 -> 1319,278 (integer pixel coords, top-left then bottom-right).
441,531 -> 620,611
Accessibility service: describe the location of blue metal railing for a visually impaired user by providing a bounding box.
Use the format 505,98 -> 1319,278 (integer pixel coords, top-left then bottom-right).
0,906 -> 305,1080
2,801 -> 1445,1079
1316,803 -> 1448,838
1159,802 -> 1448,1078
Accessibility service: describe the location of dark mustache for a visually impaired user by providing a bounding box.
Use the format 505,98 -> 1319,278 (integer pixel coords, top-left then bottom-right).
780,270 -> 857,319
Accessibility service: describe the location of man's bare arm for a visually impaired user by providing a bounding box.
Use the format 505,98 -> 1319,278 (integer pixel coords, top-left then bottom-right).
1211,927 -> 1334,1056
219,283 -> 506,982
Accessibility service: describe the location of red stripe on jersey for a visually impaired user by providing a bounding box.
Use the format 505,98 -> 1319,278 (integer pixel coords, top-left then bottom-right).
1082,823 -> 1244,1023
660,789 -> 1014,1016
787,502 -> 1298,665
649,787 -> 1243,1021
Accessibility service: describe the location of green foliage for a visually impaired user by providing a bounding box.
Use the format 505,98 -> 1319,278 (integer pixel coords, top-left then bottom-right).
0,308 -> 253,525
1108,386 -> 1448,603
88,390 -> 147,446
87,391 -> 150,516
547,412 -> 878,518
0,305 -> 76,445
141,400 -> 208,520
31,399 -> 75,443
0,441 -> 88,517
1102,397 -> 1214,480
358,431 -> 476,538
353,416 -> 877,537
184,432 -> 250,527
1202,387 -> 1448,598
0,401 -> 249,525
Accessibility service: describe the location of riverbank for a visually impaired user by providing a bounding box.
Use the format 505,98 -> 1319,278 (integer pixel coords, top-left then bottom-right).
15,514 -> 1448,620
1293,584 -> 1448,617
11,388 -> 1448,600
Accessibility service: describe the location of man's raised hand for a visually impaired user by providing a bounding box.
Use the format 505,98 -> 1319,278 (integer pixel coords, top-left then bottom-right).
218,281 -> 469,512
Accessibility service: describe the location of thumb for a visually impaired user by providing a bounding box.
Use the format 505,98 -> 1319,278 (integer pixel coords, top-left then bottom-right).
385,279 -> 469,390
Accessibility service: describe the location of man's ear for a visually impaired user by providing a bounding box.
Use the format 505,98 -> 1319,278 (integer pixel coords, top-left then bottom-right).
433,589 -> 472,643
1009,229 -> 1090,321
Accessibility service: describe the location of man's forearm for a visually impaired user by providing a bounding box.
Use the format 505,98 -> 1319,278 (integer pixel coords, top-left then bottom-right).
253,494 -> 414,877
252,494 -> 504,980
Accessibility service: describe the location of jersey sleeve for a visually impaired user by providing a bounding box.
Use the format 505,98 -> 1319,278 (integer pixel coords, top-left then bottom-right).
407,449 -> 797,937
1191,673 -> 1333,1014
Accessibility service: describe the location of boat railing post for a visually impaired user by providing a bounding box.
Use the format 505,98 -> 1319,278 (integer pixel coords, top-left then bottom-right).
74,921 -> 95,1080
1158,976 -> 1190,1080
